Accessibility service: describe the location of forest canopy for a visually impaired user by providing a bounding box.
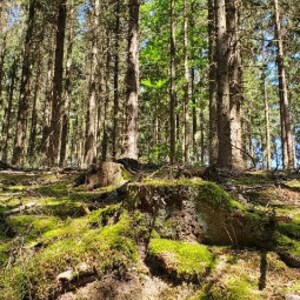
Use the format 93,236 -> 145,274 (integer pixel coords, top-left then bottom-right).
0,0 -> 299,170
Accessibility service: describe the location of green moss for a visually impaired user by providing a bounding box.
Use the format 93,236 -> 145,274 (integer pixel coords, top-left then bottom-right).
37,197 -> 84,218
134,179 -> 245,211
194,181 -> 245,211
36,182 -> 70,198
7,215 -> 61,239
230,172 -> 272,187
207,276 -> 261,300
278,217 -> 300,240
148,238 -> 213,280
0,211 -> 138,299
277,234 -> 300,257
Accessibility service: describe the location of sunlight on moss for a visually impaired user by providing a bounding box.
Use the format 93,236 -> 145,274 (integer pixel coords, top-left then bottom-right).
148,238 -> 213,280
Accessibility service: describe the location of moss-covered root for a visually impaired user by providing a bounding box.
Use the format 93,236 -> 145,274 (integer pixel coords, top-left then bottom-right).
147,238 -> 214,283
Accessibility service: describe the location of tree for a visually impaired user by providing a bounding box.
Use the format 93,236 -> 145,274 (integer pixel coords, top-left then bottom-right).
47,0 -> 67,166
273,0 -> 295,169
12,0 -> 36,165
124,0 -> 141,160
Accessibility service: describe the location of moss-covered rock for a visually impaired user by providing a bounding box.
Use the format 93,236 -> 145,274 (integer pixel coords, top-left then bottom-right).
148,238 -> 213,283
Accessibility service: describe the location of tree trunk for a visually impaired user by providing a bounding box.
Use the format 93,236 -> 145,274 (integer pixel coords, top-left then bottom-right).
60,2 -> 74,167
84,0 -> 100,167
183,0 -> 190,164
2,61 -> 17,162
227,0 -> 244,169
215,0 -> 231,169
47,0 -> 67,166
208,0 -> 218,166
112,0 -> 121,160
261,41 -> 271,170
12,0 -> 36,165
273,0 -> 295,169
41,37 -> 55,156
124,0 -> 140,160
169,0 -> 176,165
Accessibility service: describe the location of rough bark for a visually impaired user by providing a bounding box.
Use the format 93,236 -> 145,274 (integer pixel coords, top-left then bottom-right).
12,0 -> 36,165
169,0 -> 176,165
112,0 -> 121,160
227,0 -> 244,170
60,3 -> 75,168
208,0 -> 218,166
183,0 -> 190,164
47,0 -> 67,166
273,0 -> 295,169
215,0 -> 231,169
124,0 -> 140,160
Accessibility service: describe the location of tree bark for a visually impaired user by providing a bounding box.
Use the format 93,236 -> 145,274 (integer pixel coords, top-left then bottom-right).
227,0 -> 244,169
60,2 -> 75,167
12,0 -> 36,165
273,0 -> 295,169
215,0 -> 231,169
112,0 -> 121,160
169,0 -> 176,165
183,0 -> 190,164
47,0 -> 67,166
124,0 -> 140,160
84,0 -> 100,167
208,0 -> 218,166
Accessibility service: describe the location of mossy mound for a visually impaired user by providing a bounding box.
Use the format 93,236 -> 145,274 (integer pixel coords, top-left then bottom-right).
148,238 -> 213,283
127,179 -> 274,248
0,210 -> 138,299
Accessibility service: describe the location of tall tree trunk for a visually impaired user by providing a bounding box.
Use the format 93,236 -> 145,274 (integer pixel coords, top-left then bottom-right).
41,38 -> 55,156
262,41 -> 271,170
208,0 -> 218,166
183,0 -> 190,164
124,0 -> 140,160
101,35 -> 111,162
2,61 -> 17,162
191,68 -> 197,163
273,0 -> 295,169
112,0 -> 121,160
12,0 -> 36,165
47,0 -> 67,166
227,0 -> 244,169
169,0 -> 176,165
84,0 -> 100,167
28,54 -> 43,160
60,2 -> 74,167
215,0 -> 231,169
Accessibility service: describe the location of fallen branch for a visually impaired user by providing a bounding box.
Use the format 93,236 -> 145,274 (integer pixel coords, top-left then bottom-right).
4,202 -> 37,216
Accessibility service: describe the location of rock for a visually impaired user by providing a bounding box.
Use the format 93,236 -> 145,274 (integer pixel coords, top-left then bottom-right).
57,270 -> 74,282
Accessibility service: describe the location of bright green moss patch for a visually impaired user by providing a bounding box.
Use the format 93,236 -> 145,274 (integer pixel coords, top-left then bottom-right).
7,215 -> 61,239
148,238 -> 213,281
207,276 -> 262,300
194,181 -> 245,211
0,211 -> 138,299
278,217 -> 300,240
277,234 -> 300,257
133,179 -> 245,211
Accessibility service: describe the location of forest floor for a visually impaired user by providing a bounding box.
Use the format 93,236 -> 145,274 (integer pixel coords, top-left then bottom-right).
0,164 -> 299,299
